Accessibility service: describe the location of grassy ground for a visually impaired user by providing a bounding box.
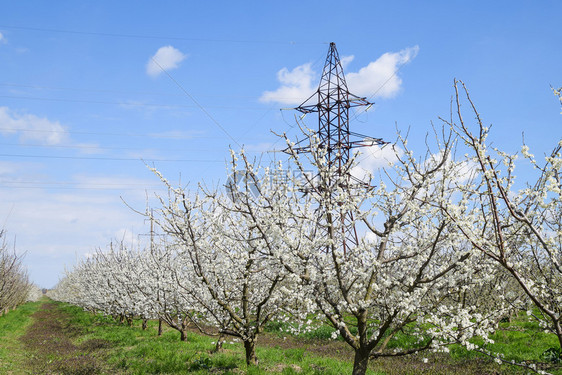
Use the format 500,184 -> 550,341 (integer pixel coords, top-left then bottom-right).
0,300 -> 42,374
19,301 -> 117,374
1,299 -> 562,374
54,302 -> 365,375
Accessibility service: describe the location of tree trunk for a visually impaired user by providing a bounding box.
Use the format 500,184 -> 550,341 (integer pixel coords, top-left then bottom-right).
180,328 -> 188,342
179,318 -> 189,342
158,318 -> 163,336
243,339 -> 258,366
352,348 -> 370,375
555,320 -> 562,352
142,319 -> 148,330
212,334 -> 225,353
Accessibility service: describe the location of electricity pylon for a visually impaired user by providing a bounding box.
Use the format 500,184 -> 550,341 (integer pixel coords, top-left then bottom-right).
291,42 -> 387,255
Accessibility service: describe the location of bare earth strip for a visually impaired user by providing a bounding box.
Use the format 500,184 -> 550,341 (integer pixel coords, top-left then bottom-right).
19,302 -> 114,375
3,301 -> 520,375
0,304 -> 37,375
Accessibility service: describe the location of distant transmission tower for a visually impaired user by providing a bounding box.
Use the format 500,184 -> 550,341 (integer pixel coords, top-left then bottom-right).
290,42 -> 387,254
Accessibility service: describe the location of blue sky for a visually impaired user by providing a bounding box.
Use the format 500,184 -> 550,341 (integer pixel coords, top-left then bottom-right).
1,1 -> 561,288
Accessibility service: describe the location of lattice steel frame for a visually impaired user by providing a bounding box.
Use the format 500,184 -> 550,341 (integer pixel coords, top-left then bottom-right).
293,42 -> 387,254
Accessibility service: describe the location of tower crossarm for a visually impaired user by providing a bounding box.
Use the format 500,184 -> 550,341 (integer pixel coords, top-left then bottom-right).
283,42 -> 387,256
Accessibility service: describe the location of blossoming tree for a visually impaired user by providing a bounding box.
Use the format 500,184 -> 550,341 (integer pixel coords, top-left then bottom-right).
0,231 -> 31,315
267,130 -> 507,375
440,80 -> 562,355
149,156 -> 313,365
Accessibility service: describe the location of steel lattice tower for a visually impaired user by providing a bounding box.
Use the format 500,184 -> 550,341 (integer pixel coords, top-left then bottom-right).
292,42 -> 387,254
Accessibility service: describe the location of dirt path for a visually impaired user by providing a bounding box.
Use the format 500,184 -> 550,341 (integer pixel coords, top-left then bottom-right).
19,301 -> 114,375
11,301 -> 514,375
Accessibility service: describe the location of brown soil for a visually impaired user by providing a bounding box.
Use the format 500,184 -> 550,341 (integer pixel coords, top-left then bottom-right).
187,324 -> 513,374
255,332 -> 512,375
19,302 -> 115,375
16,302 -> 526,375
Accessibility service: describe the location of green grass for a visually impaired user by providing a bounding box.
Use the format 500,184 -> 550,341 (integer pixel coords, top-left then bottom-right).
265,311 -> 562,374
0,299 -> 42,374
4,300 -> 562,374
56,302 -> 381,374
264,320 -> 338,340
446,313 -> 562,374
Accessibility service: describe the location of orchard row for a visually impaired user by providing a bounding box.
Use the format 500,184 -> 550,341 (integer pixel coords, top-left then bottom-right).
0,232 -> 42,315
50,82 -> 562,375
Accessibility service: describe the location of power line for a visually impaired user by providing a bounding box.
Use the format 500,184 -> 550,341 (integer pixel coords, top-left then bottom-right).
1,180 -> 161,187
0,126 -> 224,140
0,153 -> 224,162
0,185 -> 166,191
0,82 -> 264,101
0,82 -> 182,97
0,24 -> 326,45
0,180 -> 167,191
0,142 -> 215,153
150,57 -> 242,148
0,94 -> 266,110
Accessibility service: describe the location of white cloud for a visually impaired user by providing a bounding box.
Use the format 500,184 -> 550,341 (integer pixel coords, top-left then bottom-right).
0,106 -> 69,145
0,32 -> 6,44
425,150 -> 478,185
146,45 -> 187,77
259,63 -> 316,105
0,161 -> 18,176
364,230 -> 378,244
346,46 -> 419,98
340,55 -> 354,70
260,46 -> 419,105
351,144 -> 403,182
113,228 -> 141,248
71,174 -> 164,193
0,171 -> 162,287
